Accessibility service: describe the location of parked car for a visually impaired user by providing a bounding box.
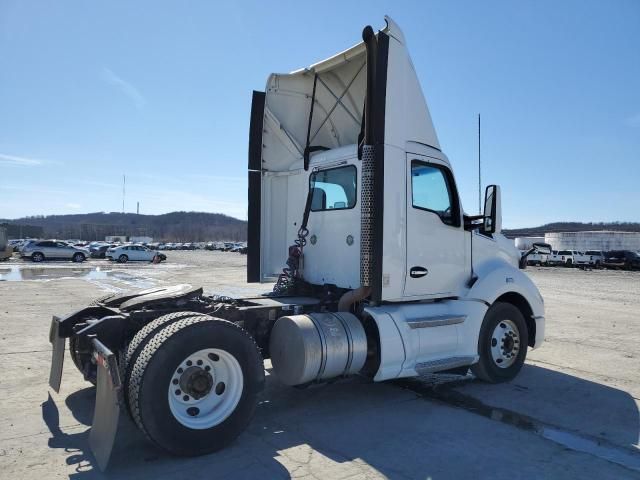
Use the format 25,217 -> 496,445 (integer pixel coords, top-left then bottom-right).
584,250 -> 605,267
602,250 -> 640,270
15,239 -> 38,253
106,244 -> 166,263
526,252 -> 547,266
556,250 -> 576,266
547,250 -> 561,266
21,240 -> 89,262
90,244 -> 116,259
572,251 -> 591,266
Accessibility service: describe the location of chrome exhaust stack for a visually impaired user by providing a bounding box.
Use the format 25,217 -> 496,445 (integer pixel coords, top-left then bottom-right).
359,25 -> 377,291
339,26 -> 377,312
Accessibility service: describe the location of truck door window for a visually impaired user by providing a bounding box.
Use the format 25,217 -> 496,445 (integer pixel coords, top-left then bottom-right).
411,161 -> 459,226
309,165 -> 357,211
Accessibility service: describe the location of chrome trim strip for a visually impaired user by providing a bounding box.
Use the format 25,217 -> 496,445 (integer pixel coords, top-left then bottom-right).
415,356 -> 475,374
407,315 -> 466,329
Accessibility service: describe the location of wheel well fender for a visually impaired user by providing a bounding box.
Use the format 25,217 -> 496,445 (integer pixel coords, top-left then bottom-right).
494,292 -> 535,347
466,261 -> 544,348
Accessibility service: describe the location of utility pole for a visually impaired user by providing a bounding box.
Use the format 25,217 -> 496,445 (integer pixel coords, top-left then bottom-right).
478,113 -> 481,214
122,174 -> 126,214
137,202 -> 140,215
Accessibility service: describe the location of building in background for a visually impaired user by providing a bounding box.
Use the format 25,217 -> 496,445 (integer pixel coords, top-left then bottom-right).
545,231 -> 640,251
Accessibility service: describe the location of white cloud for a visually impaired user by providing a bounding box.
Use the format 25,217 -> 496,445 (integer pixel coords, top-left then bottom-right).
0,153 -> 46,166
65,203 -> 82,210
102,67 -> 146,110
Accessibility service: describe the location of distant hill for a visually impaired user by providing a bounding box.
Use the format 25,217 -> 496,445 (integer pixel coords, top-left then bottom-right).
503,222 -> 640,239
1,211 -> 247,242
4,213 -> 638,243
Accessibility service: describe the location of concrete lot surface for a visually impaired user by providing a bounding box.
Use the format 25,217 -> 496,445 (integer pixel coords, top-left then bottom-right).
1,252 -> 638,479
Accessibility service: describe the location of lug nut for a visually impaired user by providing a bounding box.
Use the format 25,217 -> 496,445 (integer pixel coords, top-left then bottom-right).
183,395 -> 190,401
186,360 -> 193,366
197,359 -> 203,366
172,378 -> 179,385
175,389 -> 181,395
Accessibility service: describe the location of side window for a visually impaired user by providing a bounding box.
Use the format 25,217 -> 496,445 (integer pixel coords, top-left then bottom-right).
309,165 -> 357,211
411,161 -> 459,226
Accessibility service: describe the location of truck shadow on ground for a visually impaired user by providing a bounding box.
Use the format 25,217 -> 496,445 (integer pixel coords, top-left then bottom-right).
42,364 -> 640,479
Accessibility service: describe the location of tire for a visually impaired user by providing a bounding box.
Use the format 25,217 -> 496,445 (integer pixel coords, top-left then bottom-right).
72,252 -> 85,263
566,259 -> 573,267
128,316 -> 264,456
118,254 -> 128,263
471,302 -> 528,383
123,311 -> 207,415
32,252 -> 44,262
69,335 -> 97,385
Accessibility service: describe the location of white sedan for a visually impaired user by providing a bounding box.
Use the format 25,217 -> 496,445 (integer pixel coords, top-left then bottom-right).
106,245 -> 166,263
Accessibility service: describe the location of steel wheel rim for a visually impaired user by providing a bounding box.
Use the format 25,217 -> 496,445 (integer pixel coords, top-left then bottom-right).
168,348 -> 243,429
490,319 -> 520,369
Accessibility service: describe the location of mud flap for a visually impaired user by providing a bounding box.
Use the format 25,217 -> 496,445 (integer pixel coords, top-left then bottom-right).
89,338 -> 122,472
48,316 -> 65,393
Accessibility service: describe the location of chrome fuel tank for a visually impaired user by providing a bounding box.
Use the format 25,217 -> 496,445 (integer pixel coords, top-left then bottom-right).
269,312 -> 367,386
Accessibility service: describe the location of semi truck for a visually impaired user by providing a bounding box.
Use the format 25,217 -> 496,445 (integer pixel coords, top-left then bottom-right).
47,17 -> 549,470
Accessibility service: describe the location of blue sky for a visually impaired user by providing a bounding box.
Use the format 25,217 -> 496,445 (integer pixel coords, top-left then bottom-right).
1,0 -> 638,227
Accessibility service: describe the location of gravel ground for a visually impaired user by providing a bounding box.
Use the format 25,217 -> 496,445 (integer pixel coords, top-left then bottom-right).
0,252 -> 638,479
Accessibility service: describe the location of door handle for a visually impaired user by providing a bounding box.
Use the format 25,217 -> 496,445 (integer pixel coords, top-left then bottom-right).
410,266 -> 428,278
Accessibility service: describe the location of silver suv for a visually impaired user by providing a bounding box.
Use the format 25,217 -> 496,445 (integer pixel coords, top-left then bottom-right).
21,240 -> 89,263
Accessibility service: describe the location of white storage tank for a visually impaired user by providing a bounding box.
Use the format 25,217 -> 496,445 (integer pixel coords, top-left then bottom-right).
545,231 -> 640,251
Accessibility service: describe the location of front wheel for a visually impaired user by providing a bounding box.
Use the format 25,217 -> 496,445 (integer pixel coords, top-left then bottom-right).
72,252 -> 85,263
118,254 -> 128,263
471,302 -> 528,383
127,316 -> 265,456
32,252 -> 45,262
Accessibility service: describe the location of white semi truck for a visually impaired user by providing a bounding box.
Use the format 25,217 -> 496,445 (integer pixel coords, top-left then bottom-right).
47,17 -> 549,470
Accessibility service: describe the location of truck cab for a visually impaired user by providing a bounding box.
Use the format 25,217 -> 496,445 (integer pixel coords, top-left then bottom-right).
248,16 -> 545,381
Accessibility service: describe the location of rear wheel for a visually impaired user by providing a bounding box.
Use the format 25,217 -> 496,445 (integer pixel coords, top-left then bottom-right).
32,252 -> 44,262
123,311 -> 207,415
72,252 -> 85,263
127,316 -> 265,456
471,302 -> 528,383
118,254 -> 128,263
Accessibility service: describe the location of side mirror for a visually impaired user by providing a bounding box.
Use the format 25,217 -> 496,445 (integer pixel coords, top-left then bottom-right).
482,185 -> 502,234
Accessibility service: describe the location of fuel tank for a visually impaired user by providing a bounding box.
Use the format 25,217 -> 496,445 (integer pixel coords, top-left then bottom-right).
269,312 -> 368,386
